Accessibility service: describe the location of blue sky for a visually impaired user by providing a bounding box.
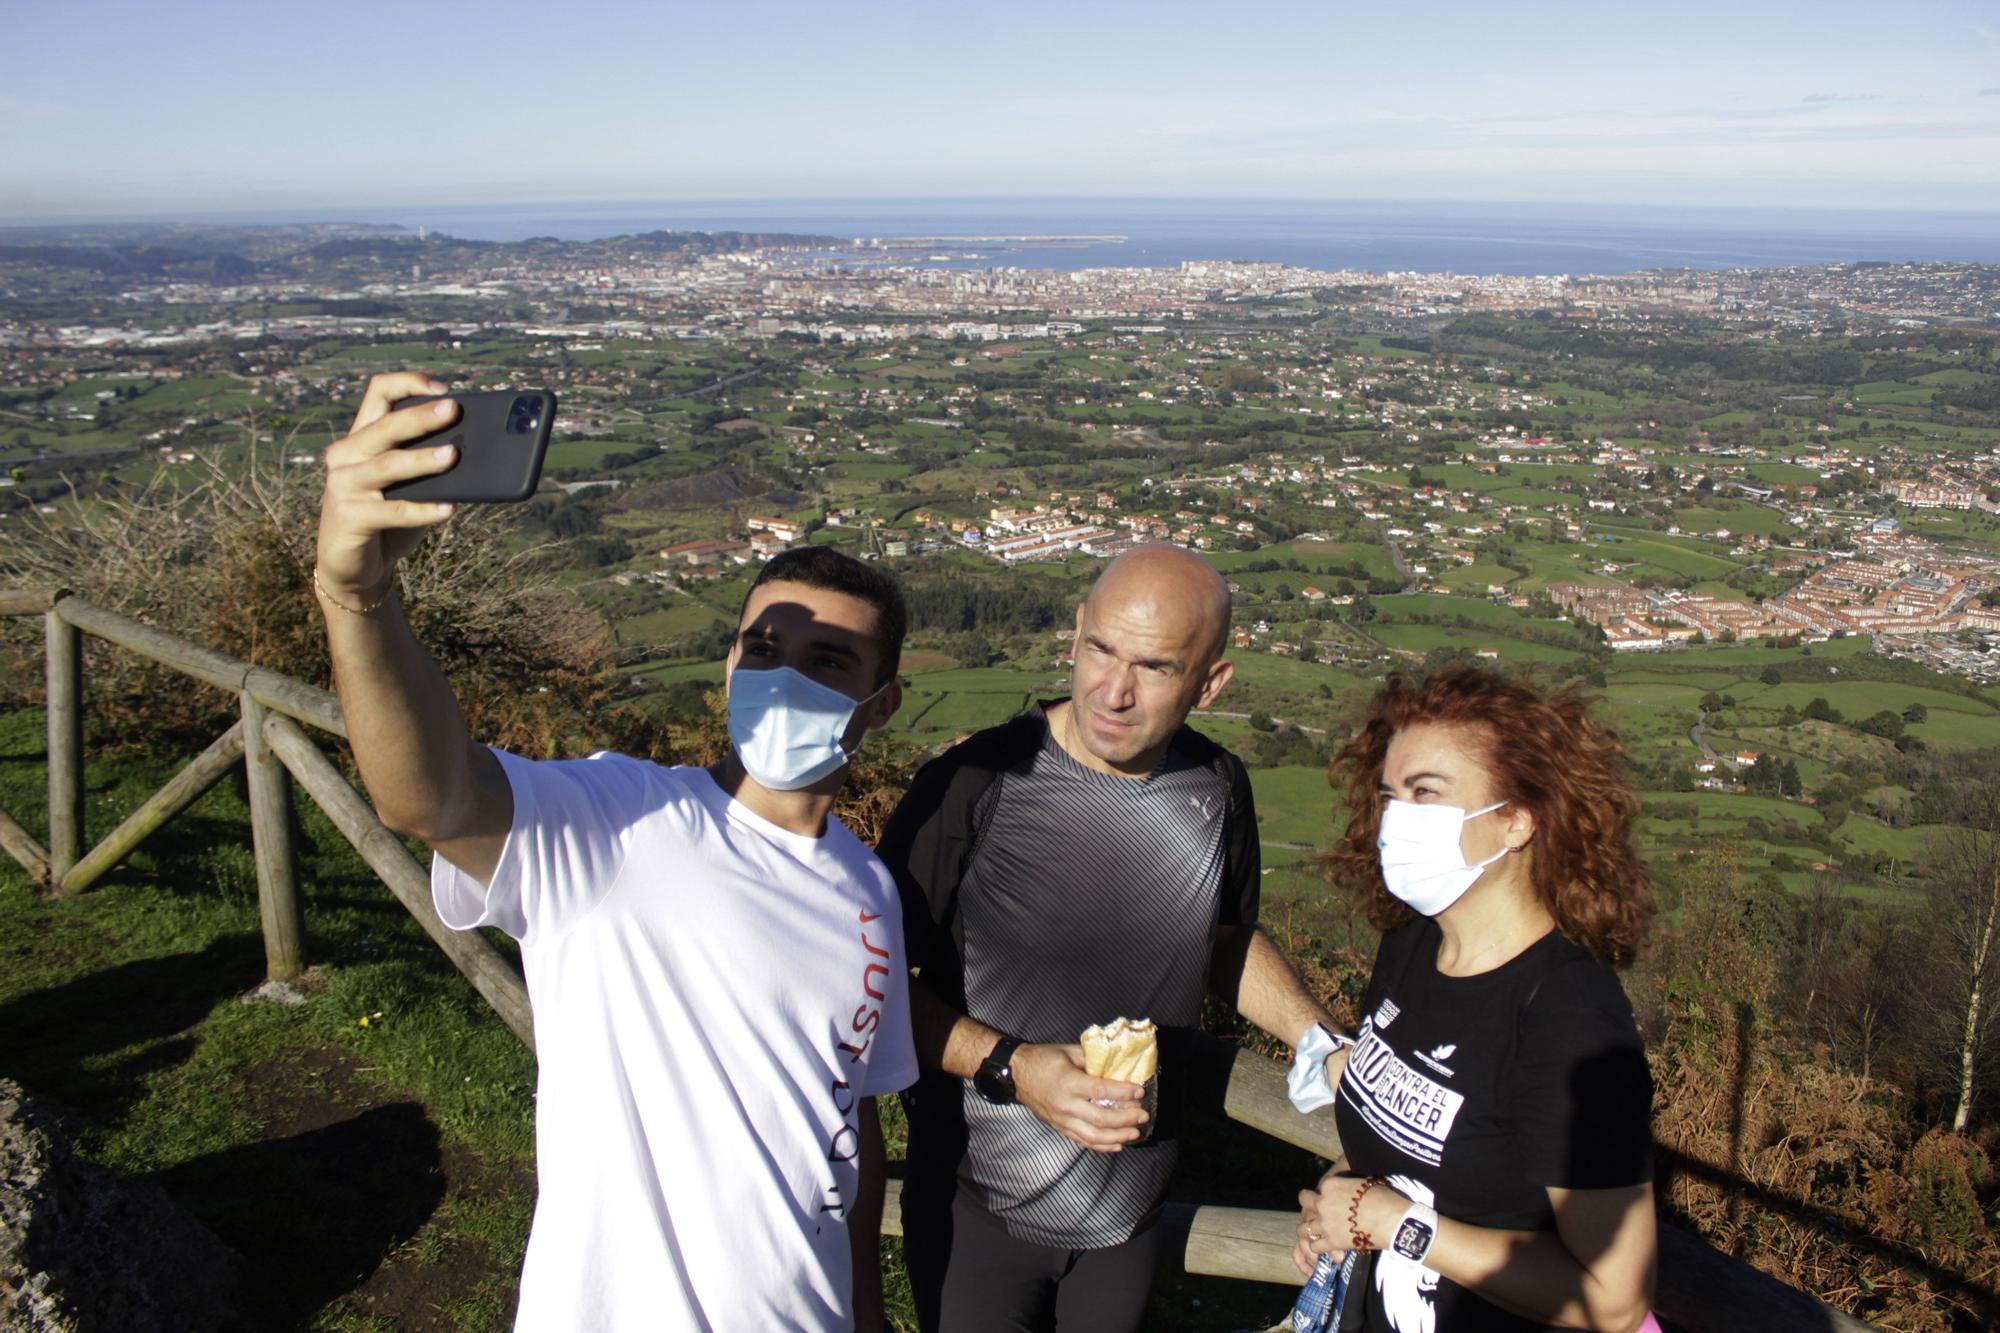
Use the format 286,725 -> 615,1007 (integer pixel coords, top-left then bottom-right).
5,0 -> 1998,219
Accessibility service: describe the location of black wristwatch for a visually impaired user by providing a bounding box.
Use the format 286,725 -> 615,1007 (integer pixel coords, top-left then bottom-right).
974,1036 -> 1025,1106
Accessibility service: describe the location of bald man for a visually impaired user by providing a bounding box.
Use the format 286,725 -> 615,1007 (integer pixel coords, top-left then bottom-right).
878,545 -> 1341,1332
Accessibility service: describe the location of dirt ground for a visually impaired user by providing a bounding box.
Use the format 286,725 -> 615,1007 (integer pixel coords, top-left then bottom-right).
220,1045 -> 528,1331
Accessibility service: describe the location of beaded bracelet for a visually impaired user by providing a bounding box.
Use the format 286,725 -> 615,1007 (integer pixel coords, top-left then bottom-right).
1348,1175 -> 1387,1252
313,567 -> 396,616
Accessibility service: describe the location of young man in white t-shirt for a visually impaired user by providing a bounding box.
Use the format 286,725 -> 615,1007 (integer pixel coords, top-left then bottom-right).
313,373 -> 919,1331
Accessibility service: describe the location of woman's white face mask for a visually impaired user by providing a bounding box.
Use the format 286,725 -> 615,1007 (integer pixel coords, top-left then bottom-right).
1376,799 -> 1509,916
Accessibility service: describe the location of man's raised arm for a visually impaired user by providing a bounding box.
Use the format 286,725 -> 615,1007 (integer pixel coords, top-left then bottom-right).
315,372 -> 513,885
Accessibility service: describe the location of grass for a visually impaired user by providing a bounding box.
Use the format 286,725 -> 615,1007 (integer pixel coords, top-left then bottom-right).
1249,765 -> 1339,848
896,689 -> 1031,735
1669,636 -> 1872,667
1368,623 -> 1583,662
889,664 -> 1074,737
1433,561 -> 1521,594
1669,505 -> 1798,537
1745,680 -> 2000,731
0,707 -> 535,1330
1603,681 -> 1714,708
1372,594 -> 1527,629
1834,816 -> 1945,864
1222,651 -> 1378,699
625,659 -> 726,687
543,437 -> 655,469
612,600 -> 729,646
1586,533 -> 1744,580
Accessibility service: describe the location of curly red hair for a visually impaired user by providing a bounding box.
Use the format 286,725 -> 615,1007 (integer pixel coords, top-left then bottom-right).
1321,664 -> 1654,967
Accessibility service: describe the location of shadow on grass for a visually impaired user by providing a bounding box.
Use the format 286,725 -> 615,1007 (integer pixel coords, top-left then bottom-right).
145,1101 -> 446,1330
0,933 -> 265,1118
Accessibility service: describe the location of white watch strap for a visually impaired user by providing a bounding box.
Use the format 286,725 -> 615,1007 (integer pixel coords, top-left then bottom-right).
1391,1201 -> 1439,1262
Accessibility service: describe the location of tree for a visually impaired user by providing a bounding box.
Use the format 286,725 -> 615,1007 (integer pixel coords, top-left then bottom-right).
1760,666 -> 1783,686
959,630 -> 1000,668
1921,832 -> 2000,1131
1905,703 -> 1929,725
1909,756 -> 2000,1131
1857,710 -> 1905,740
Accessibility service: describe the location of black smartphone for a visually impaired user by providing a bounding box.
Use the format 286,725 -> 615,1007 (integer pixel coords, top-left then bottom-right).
383,389 -> 557,503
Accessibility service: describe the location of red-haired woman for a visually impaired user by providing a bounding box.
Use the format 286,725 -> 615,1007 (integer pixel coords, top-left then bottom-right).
1293,664 -> 1658,1333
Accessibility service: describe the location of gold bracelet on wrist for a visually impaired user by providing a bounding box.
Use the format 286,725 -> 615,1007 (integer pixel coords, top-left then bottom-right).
312,567 -> 396,615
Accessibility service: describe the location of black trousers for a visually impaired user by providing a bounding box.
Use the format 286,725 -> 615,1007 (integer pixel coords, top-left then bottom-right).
902,1185 -> 1165,1333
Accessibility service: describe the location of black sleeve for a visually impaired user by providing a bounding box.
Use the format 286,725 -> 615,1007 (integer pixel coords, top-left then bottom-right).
1219,750 -> 1261,928
1511,959 -> 1655,1190
873,717 -> 1030,982
873,750 -> 972,979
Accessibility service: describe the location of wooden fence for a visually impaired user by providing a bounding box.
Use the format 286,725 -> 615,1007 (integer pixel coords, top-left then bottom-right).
0,586 -> 1879,1333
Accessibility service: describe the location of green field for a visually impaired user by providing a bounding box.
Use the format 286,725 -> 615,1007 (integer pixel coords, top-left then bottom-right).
1835,817 -> 1945,864
1373,595 -> 1528,628
614,600 -> 730,645
1669,505 -> 1797,537
1583,533 -> 1744,579
888,665 -> 1072,739
1222,651 -> 1379,699
1368,623 -> 1582,662
1249,765 -> 1341,848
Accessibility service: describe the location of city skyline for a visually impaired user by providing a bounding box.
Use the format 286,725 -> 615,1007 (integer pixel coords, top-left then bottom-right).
6,0 -> 2000,221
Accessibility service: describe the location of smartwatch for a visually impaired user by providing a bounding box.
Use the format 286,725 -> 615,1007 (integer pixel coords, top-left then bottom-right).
975,1036 -> 1025,1106
1390,1201 -> 1439,1264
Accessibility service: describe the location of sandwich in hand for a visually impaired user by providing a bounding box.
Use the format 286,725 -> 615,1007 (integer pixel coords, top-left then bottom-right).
1081,1017 -> 1158,1084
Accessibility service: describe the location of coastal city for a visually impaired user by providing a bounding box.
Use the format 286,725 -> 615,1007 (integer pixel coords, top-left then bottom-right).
11,233 -> 1999,351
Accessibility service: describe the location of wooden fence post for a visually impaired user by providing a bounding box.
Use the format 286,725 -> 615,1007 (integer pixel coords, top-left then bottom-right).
241,692 -> 305,982
44,609 -> 83,889
58,720 -> 246,897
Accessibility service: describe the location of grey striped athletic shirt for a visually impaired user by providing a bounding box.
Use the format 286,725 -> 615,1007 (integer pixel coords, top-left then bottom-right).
955,709 -> 1250,1248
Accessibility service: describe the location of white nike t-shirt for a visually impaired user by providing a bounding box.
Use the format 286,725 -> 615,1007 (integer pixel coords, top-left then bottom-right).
431,751 -> 918,1332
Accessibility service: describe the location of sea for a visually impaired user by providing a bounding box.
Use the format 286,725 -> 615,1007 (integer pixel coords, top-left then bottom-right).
64,197 -> 2000,278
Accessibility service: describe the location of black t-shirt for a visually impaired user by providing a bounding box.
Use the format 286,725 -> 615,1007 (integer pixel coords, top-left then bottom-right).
1333,918 -> 1653,1332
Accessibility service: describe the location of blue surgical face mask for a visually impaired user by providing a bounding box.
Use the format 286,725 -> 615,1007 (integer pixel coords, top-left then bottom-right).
727,665 -> 887,792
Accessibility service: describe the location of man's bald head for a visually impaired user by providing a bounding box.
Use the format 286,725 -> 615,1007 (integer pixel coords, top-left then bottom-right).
1064,544 -> 1237,777
1085,544 -> 1233,664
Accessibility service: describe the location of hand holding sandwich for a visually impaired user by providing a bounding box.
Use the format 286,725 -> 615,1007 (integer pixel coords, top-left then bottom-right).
1010,1043 -> 1148,1153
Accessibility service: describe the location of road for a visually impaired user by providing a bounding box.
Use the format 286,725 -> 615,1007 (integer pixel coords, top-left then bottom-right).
1689,709 -> 1718,765
675,366 -> 768,399
1337,483 -> 1418,595
1194,708 -> 1327,736
1379,525 -> 1418,594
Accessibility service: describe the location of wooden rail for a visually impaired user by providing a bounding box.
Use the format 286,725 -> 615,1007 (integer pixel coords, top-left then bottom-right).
0,587 -> 528,1036
0,586 -> 1882,1331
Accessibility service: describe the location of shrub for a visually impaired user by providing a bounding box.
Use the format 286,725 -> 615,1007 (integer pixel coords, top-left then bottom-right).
2,442 -> 623,759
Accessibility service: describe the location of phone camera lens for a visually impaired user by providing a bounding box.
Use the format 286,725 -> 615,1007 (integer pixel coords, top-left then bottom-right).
507,395 -> 540,435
